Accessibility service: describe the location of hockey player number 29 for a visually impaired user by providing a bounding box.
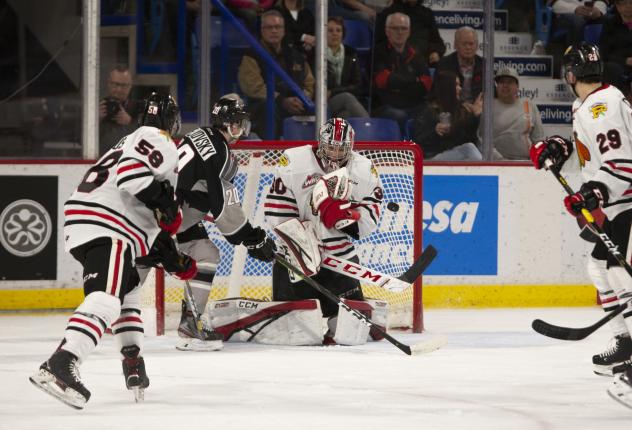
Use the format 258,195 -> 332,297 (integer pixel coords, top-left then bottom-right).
597,129 -> 621,154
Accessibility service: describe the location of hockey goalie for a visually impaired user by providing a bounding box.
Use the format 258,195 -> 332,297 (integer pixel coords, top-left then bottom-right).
206,118 -> 388,346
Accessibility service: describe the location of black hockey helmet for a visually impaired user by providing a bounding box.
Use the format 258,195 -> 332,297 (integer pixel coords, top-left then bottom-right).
139,92 -> 181,136
210,95 -> 251,141
562,42 -> 603,85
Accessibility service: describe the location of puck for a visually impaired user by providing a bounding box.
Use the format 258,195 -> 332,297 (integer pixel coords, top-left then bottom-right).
386,202 -> 399,212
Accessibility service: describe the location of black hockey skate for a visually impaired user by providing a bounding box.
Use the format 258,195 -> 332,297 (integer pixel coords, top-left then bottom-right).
592,335 -> 632,376
29,349 -> 90,409
121,345 -> 149,402
608,365 -> 632,409
176,300 -> 223,351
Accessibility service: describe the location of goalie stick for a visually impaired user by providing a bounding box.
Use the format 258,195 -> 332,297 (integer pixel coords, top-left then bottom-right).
321,245 -> 438,292
531,160 -> 632,340
273,253 -> 447,355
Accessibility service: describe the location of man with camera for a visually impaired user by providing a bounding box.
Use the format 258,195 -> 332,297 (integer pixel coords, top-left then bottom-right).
99,65 -> 140,156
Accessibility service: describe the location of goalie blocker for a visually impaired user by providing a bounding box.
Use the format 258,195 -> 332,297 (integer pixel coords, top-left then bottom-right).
204,297 -> 387,346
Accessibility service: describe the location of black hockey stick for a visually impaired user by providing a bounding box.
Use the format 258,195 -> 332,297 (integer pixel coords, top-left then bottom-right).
274,253 -> 446,355
532,301 -> 630,340
531,161 -> 632,340
398,245 -> 438,283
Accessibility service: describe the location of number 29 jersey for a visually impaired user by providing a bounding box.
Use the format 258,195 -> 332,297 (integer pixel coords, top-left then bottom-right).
572,84 -> 632,218
64,126 -> 179,258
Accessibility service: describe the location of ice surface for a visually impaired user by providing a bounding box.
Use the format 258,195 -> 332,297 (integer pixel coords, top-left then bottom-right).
1,307 -> 631,429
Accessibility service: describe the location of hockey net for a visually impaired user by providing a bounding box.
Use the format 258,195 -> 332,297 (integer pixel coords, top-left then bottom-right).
142,141 -> 424,335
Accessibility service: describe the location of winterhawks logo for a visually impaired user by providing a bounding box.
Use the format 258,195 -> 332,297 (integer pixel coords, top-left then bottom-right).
302,174 -> 322,189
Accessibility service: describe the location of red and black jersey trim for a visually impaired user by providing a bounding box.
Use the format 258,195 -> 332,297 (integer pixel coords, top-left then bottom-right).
117,171 -> 153,187
64,200 -> 150,255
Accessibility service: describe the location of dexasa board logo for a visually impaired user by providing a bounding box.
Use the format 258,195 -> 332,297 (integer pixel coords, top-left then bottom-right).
0,199 -> 52,257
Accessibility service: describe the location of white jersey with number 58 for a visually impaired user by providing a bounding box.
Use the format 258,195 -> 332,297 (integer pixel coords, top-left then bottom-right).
572,84 -> 632,218
64,126 -> 179,257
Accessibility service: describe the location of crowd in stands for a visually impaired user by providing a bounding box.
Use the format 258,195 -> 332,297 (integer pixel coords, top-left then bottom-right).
96,0 -> 632,161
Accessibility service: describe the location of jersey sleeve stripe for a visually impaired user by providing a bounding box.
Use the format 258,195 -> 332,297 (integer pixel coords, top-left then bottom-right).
599,166 -> 632,184
117,162 -> 147,175
264,211 -> 299,218
605,161 -> 632,175
324,241 -> 352,251
116,171 -> 154,187
64,209 -> 148,255
264,203 -> 299,210
266,194 -> 298,204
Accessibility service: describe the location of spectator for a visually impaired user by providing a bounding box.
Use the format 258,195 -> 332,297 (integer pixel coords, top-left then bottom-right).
226,0 -> 276,33
99,65 -> 141,156
490,67 -> 544,160
412,70 -> 482,161
550,0 -> 608,46
274,0 -> 315,55
600,0 -> 632,92
238,10 -> 314,138
375,0 -> 446,66
327,17 -> 369,118
435,26 -> 483,103
372,12 -> 432,131
329,0 -> 377,23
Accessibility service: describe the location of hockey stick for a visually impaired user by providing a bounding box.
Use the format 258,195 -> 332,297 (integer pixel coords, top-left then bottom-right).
321,245 -> 438,292
532,301 -> 630,340
274,253 -> 446,355
530,161 -> 632,340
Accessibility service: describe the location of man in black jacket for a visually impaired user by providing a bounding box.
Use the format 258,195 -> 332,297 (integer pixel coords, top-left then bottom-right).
600,0 -> 632,93
435,26 -> 483,103
375,0 -> 446,66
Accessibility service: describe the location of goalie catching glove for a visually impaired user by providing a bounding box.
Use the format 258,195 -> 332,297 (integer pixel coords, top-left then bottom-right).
564,181 -> 608,217
310,167 -> 361,230
135,230 -> 197,280
529,135 -> 573,170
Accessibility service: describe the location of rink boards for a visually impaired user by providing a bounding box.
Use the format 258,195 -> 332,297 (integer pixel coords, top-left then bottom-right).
0,158 -> 596,310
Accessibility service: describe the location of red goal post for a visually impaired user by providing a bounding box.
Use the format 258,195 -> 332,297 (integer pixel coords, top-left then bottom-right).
143,141 -> 424,334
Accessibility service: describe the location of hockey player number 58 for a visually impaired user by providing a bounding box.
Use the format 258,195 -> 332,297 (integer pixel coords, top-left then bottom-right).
597,129 -> 621,154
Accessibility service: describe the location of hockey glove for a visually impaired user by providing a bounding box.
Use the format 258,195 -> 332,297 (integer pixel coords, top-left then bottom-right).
136,180 -> 182,235
318,197 -> 361,230
136,231 -> 198,280
529,136 -> 573,170
243,227 -> 276,262
563,181 -> 609,217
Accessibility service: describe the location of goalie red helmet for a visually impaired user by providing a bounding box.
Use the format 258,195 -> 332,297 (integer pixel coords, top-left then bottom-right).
139,92 -> 181,136
210,95 -> 251,142
317,118 -> 355,173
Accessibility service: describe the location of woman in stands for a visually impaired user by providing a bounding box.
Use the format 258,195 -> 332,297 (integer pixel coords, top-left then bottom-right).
326,16 -> 369,118
412,69 -> 482,161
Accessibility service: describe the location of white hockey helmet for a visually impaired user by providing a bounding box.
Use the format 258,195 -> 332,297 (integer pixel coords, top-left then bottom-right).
317,118 -> 354,172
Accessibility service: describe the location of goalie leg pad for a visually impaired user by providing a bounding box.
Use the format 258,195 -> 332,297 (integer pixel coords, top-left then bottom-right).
274,218 -> 322,279
332,300 -> 373,346
207,298 -> 325,345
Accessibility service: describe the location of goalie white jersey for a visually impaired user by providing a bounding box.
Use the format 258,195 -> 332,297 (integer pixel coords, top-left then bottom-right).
264,145 -> 383,259
64,126 -> 179,257
572,84 -> 632,218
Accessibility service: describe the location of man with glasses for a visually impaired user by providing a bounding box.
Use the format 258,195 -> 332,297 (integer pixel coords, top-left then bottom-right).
372,12 -> 432,133
99,64 -> 141,155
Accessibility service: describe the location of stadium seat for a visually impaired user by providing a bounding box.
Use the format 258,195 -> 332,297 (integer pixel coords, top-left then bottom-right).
404,118 -> 415,140
282,117 -> 316,140
347,117 -> 402,141
584,24 -> 602,45
343,20 -> 372,53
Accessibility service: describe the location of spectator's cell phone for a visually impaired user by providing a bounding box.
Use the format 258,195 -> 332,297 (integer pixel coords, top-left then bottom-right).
584,1 -> 594,6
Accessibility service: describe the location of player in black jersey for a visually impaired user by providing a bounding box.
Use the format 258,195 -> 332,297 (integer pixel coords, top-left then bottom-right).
173,94 -> 276,351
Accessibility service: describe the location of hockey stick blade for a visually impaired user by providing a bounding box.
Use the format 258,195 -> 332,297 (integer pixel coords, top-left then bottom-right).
532,302 -> 629,341
410,335 -> 448,355
398,245 -> 438,284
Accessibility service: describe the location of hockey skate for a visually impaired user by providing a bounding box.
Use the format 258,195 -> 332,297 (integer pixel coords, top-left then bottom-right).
29,349 -> 90,409
608,364 -> 632,409
176,300 -> 223,351
121,345 -> 149,402
592,335 -> 632,376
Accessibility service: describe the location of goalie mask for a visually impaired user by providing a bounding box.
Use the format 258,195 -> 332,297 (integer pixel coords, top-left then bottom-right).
139,92 -> 181,136
317,118 -> 355,173
562,42 -> 603,95
210,95 -> 251,142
